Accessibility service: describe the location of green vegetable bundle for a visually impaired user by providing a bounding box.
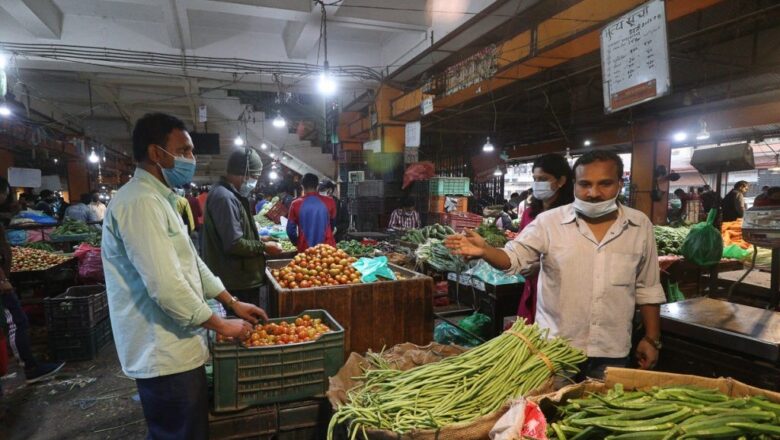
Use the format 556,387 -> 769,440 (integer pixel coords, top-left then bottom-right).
22,242 -> 56,252
53,218 -> 92,236
476,223 -> 508,248
277,240 -> 296,252
328,320 -> 585,439
653,225 -> 691,256
548,384 -> 780,439
254,214 -> 275,228
415,238 -> 464,273
82,232 -> 102,247
402,224 -> 455,244
338,240 -> 374,257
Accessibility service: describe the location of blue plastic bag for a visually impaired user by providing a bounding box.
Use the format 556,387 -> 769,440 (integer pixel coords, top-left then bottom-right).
463,260 -> 524,285
351,256 -> 397,283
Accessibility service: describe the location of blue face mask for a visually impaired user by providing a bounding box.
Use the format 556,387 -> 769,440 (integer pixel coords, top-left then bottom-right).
239,178 -> 257,197
156,146 -> 196,188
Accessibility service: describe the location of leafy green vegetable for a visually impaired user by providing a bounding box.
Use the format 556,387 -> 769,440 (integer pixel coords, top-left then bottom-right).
476,224 -> 508,248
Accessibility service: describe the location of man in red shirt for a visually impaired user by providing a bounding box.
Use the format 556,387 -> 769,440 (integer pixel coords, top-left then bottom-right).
286,174 -> 336,252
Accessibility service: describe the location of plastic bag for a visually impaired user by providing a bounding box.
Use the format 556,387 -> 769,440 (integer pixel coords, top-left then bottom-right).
723,244 -> 751,260
490,398 -> 548,440
464,260 -> 525,285
74,243 -> 104,282
351,256 -> 397,283
665,281 -> 685,303
402,161 -> 436,189
433,321 -> 482,347
459,312 -> 492,340
681,209 -> 723,267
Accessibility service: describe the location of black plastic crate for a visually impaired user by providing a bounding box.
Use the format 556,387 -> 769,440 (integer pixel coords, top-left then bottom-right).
208,405 -> 277,440
48,316 -> 112,361
44,285 -> 108,332
277,398 -> 331,440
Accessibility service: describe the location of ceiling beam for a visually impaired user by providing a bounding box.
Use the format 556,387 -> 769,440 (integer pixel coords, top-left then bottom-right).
283,1 -> 341,60
79,74 -> 136,130
162,0 -> 193,50
0,0 -> 63,39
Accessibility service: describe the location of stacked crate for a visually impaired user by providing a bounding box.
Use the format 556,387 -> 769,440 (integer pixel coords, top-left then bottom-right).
44,285 -> 112,361
414,177 -> 472,224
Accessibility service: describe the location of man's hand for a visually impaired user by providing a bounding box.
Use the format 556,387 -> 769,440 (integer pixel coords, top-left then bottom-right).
635,339 -> 659,370
260,236 -> 274,242
217,318 -> 254,340
264,241 -> 283,255
232,301 -> 269,325
444,229 -> 487,258
0,279 -> 13,294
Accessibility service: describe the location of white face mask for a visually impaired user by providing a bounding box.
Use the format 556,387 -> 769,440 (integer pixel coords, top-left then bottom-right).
532,181 -> 556,201
573,194 -> 619,218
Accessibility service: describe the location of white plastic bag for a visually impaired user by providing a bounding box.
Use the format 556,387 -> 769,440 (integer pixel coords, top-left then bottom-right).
489,398 -> 548,440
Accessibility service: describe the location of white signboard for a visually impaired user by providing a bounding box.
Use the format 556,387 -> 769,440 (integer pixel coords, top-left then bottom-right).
8,167 -> 42,188
421,96 -> 434,115
198,104 -> 208,123
405,121 -> 421,147
601,0 -> 670,114
40,175 -> 63,191
363,139 -> 382,153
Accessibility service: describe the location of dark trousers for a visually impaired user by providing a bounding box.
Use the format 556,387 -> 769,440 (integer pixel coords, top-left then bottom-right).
136,366 -> 208,440
2,291 -> 37,372
574,356 -> 629,382
230,286 -> 268,310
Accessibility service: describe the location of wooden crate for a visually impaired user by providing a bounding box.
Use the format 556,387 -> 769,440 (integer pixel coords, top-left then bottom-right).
266,261 -> 434,355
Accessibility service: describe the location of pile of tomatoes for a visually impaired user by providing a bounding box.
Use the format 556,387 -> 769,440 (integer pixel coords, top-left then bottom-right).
216,314 -> 332,347
271,244 -> 361,289
11,246 -> 72,272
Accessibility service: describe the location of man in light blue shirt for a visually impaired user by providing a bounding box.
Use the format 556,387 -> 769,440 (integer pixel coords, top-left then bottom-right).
63,193 -> 96,223
102,113 -> 267,439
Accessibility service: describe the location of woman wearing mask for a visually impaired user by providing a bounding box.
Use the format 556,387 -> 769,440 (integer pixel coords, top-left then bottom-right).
516,153 -> 574,324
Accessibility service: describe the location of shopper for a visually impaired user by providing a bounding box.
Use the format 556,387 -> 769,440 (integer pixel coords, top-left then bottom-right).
754,185 -> 770,207
388,198 -> 421,231
88,191 -> 107,222
203,148 -> 281,307
0,177 -> 65,390
721,181 -> 749,222
446,151 -> 664,380
186,187 -> 203,230
254,192 -> 268,214
64,193 -> 96,223
514,153 -> 574,324
287,173 -> 336,252
102,113 -> 267,440
35,190 -> 56,217
319,180 -> 349,241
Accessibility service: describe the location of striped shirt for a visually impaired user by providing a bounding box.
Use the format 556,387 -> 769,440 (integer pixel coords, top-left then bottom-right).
388,209 -> 420,230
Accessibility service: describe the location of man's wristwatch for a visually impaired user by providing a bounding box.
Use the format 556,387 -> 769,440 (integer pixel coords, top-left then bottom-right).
226,296 -> 239,309
643,336 -> 662,350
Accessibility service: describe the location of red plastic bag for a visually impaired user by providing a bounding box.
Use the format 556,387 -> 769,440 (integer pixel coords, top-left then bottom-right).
490,399 -> 548,440
74,243 -> 104,282
402,161 -> 436,189
0,330 -> 8,377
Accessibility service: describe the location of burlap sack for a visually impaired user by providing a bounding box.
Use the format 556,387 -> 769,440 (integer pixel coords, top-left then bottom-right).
327,342 -> 554,440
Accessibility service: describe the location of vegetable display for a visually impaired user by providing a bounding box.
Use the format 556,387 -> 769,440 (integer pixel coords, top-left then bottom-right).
215,313 -> 332,346
52,218 -> 92,236
82,233 -> 102,248
415,238 -> 465,273
654,225 -> 691,256
401,224 -> 455,244
11,247 -> 72,272
548,384 -> 780,439
337,240 -> 375,257
476,223 -> 508,248
276,240 -> 296,253
270,244 -> 360,289
255,214 -> 275,228
22,242 -> 56,252
328,320 -> 586,438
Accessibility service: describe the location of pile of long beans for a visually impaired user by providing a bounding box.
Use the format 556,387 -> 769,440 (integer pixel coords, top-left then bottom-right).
549,384 -> 780,439
327,320 -> 586,439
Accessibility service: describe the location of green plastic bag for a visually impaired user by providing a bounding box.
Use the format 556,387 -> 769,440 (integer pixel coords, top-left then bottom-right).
681,209 -> 723,267
665,281 -> 685,303
433,322 -> 482,347
723,244 -> 751,260
351,256 -> 397,283
458,312 -> 492,340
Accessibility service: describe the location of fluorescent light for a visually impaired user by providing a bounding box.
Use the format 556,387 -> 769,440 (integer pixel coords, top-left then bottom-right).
88,149 -> 100,163
234,135 -> 244,146
260,142 -> 267,150
673,131 -> 688,142
317,72 -> 337,96
0,105 -> 11,117
269,171 -> 278,180
272,112 -> 286,128
583,139 -> 592,147
482,137 -> 494,153
493,167 -> 503,176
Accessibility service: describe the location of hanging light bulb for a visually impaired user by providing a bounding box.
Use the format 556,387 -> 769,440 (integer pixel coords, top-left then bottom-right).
0,105 -> 11,117
565,148 -> 575,167
88,148 -> 99,163
272,112 -> 286,128
269,170 -> 278,180
270,152 -> 276,158
493,167 -> 503,177
317,62 -> 337,96
53,158 -> 58,164
260,142 -> 268,150
482,137 -> 495,153
234,135 -> 244,146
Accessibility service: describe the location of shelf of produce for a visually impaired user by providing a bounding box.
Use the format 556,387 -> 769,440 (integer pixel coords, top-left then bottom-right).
9,257 -> 77,283
266,260 -> 433,355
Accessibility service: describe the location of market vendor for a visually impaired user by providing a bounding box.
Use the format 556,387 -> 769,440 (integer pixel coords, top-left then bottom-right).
102,113 -> 268,439
286,173 -> 336,252
722,180 -> 749,221
445,151 -> 665,379
203,148 -> 282,307
388,198 -> 421,231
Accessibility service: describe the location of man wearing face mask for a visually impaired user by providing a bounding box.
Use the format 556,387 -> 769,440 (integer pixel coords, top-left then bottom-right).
445,151 -> 665,380
203,148 -> 282,307
102,113 -> 268,439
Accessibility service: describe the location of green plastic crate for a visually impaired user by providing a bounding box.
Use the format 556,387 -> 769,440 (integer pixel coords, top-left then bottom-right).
277,398 -> 331,440
428,177 -> 471,196
208,406 -> 277,440
211,310 -> 344,413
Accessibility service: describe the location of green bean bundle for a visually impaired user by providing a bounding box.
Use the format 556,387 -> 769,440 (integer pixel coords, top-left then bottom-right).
328,320 -> 586,439
548,384 -> 780,439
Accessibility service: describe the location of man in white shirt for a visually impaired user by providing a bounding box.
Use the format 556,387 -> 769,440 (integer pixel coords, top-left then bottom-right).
446,151 -> 664,379
88,191 -> 107,221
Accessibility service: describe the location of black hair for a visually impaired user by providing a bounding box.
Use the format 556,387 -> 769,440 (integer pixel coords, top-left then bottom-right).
132,113 -> 187,162
301,173 -> 319,191
528,153 -> 575,219
0,176 -> 11,212
40,189 -> 54,199
510,192 -> 520,199
401,197 -> 415,208
674,188 -> 686,196
573,150 -> 624,180
733,180 -> 748,190
80,193 -> 92,204
318,180 -> 336,192
696,187 -> 704,194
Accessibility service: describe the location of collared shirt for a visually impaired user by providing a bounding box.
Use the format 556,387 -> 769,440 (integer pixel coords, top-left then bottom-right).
89,201 -> 107,221
64,203 -> 95,223
502,203 -> 665,358
388,209 -> 420,230
101,168 -> 225,379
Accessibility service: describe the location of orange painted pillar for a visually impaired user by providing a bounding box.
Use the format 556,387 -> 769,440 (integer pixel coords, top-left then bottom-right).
67,160 -> 90,200
0,150 -> 13,179
630,120 -> 671,224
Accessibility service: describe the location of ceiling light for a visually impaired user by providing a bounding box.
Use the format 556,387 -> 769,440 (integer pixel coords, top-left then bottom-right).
493,167 -> 503,177
482,137 -> 494,153
234,135 -> 244,146
0,105 -> 11,117
269,170 -> 278,180
583,139 -> 592,147
317,64 -> 337,96
272,112 -> 286,128
673,131 -> 688,142
53,158 -> 58,164
270,152 -> 276,158
88,148 -> 99,163
260,142 -> 267,150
